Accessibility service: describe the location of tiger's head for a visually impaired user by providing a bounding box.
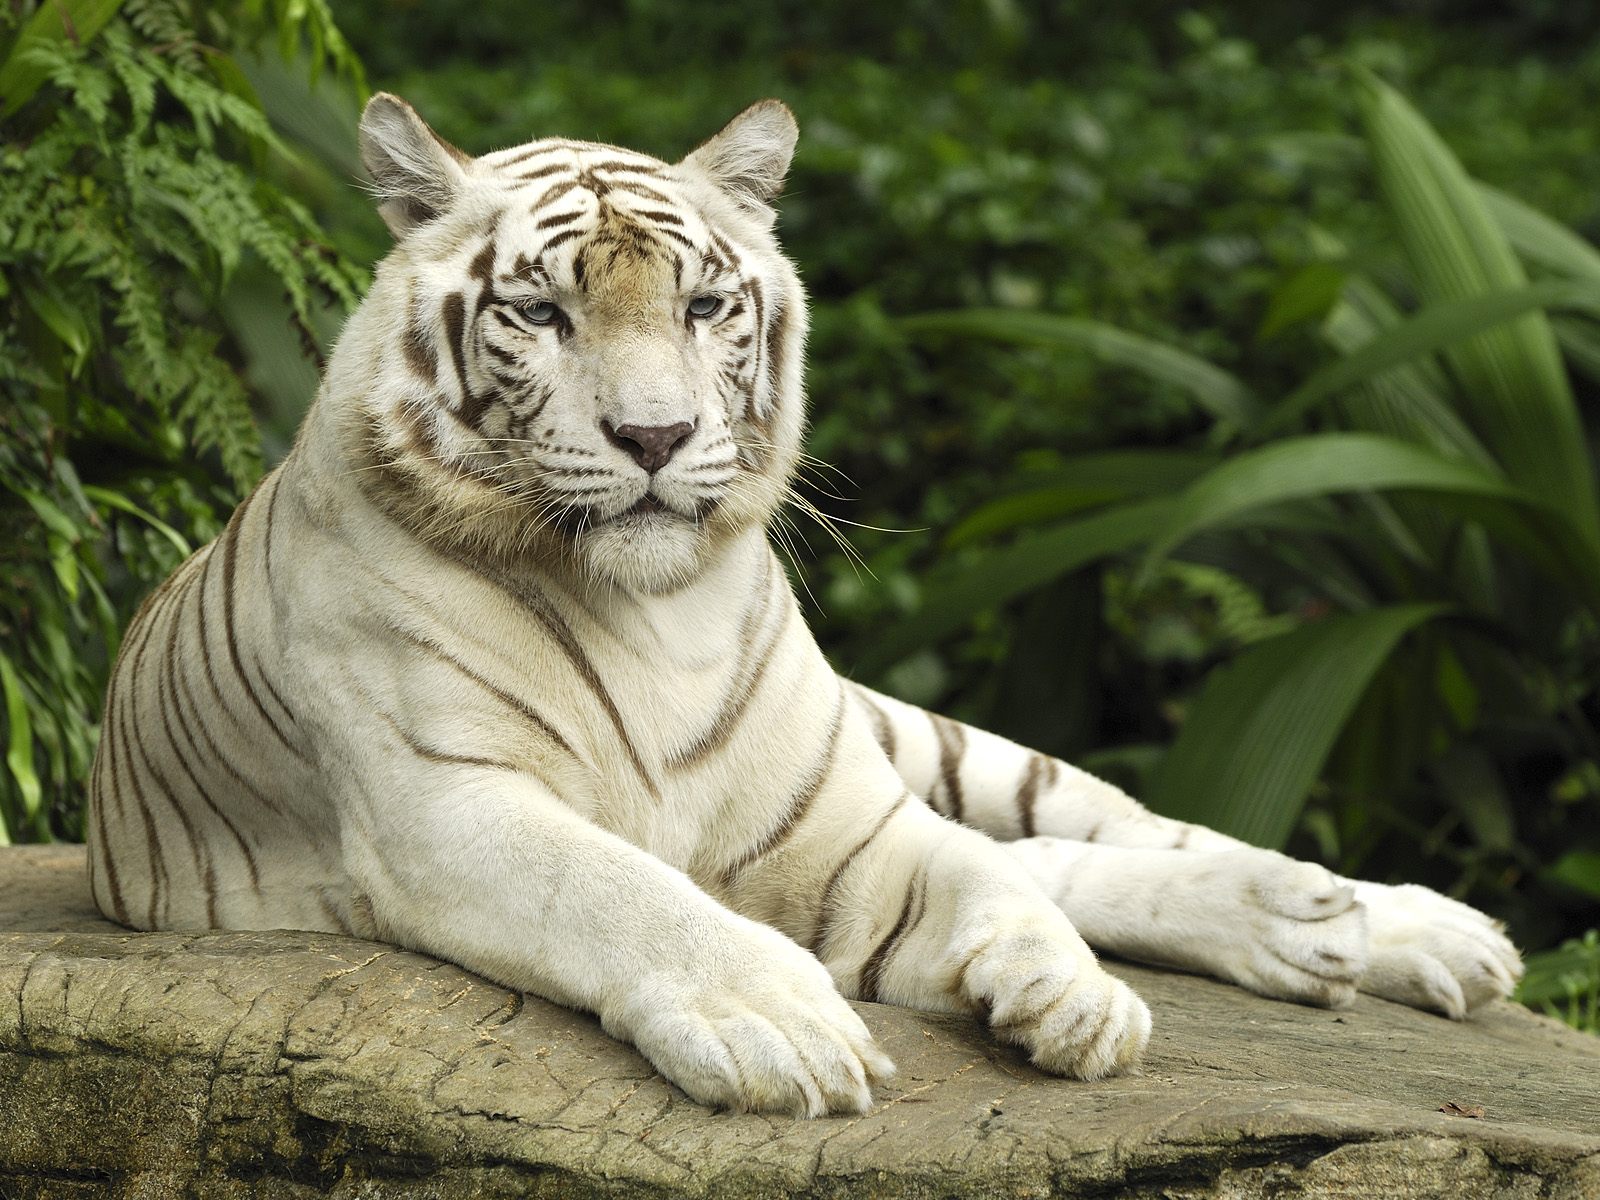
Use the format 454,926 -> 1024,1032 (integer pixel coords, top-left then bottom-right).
330,94 -> 808,592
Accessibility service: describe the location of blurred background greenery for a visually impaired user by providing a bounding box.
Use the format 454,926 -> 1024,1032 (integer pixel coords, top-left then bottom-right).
3,0 -> 1598,1026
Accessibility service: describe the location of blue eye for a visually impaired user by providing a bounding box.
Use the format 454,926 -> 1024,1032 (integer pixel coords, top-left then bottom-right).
517,300 -> 561,325
687,295 -> 723,319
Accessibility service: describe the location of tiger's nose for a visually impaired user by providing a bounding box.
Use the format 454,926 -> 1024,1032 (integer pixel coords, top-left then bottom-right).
604,421 -> 695,473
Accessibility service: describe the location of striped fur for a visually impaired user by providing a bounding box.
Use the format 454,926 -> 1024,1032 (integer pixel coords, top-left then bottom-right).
88,94 -> 1516,1117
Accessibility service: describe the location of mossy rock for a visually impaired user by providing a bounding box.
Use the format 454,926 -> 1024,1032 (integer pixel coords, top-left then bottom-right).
3,844 -> 1598,1198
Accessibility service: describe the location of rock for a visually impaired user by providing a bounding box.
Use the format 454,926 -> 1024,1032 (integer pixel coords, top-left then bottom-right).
2,845 -> 1597,1198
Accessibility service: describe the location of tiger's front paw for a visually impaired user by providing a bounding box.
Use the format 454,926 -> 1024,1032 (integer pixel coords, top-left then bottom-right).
954,910 -> 1150,1080
1350,881 -> 1523,1018
614,920 -> 896,1117
1205,850 -> 1370,1009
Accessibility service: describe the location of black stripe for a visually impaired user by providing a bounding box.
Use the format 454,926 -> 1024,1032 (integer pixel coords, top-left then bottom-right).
536,209 -> 584,229
539,227 -> 584,254
764,294 -> 791,411
124,583 -> 212,921
655,226 -> 698,252
929,712 -> 966,822
468,238 -> 498,287
109,667 -> 167,929
484,341 -> 522,369
441,290 -> 474,410
389,625 -> 579,763
261,469 -> 284,588
111,576 -> 194,926
586,159 -> 662,175
374,704 -> 537,777
1016,754 -> 1048,838
629,208 -> 684,225
668,561 -> 788,769
493,146 -> 549,169
94,693 -> 133,925
89,688 -> 131,924
403,294 -> 438,384
533,180 -> 580,209
173,595 -> 291,834
219,488 -> 306,758
746,278 -> 767,421
719,691 -> 845,885
809,791 -> 911,957
605,180 -> 676,205
852,686 -> 896,762
158,572 -> 262,897
433,553 -> 658,798
859,871 -> 926,1003
127,685 -> 213,926
516,161 -> 573,181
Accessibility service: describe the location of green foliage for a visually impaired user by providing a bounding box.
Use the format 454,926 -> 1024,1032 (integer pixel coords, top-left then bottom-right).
1518,931 -> 1600,1035
0,0 -> 365,841
886,71 -> 1600,964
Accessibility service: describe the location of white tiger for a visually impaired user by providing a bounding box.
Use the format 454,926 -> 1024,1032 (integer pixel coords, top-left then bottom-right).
86,93 -> 1522,1116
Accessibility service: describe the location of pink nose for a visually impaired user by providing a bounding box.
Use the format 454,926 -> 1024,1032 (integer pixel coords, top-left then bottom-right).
604,421 -> 694,473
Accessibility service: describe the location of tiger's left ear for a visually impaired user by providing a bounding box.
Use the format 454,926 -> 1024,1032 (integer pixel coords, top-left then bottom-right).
683,100 -> 798,219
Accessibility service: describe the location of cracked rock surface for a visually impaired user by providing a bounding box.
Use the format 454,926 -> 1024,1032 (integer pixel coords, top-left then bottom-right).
3,844 -> 1598,1198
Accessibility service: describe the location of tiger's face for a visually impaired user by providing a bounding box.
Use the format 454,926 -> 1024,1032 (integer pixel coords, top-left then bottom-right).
343,95 -> 807,591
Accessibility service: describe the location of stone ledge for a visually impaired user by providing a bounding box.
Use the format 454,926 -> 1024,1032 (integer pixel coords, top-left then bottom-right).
2,844 -> 1597,1198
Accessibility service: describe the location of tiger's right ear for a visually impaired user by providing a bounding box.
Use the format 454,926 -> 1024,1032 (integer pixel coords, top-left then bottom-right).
358,93 -> 471,237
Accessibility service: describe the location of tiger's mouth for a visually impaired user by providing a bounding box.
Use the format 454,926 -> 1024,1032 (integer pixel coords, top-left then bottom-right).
549,491 -> 705,538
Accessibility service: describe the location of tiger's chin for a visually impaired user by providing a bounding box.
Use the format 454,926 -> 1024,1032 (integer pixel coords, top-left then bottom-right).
580,511 -> 707,592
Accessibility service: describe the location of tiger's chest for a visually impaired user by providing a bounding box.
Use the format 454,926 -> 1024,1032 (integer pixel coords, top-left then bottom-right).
563,565 -> 822,871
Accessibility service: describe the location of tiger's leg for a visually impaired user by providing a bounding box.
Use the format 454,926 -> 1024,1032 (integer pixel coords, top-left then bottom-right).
845,681 -> 1522,1016
340,762 -> 893,1117
721,695 -> 1150,1081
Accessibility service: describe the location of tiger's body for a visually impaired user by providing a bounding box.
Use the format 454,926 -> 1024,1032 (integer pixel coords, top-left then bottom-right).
88,95 -> 1521,1115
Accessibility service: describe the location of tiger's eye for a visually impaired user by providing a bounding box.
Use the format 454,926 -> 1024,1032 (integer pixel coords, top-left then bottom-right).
687,295 -> 723,319
522,301 -> 561,325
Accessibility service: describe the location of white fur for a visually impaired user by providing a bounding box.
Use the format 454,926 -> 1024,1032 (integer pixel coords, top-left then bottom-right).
852,684 -> 1523,1017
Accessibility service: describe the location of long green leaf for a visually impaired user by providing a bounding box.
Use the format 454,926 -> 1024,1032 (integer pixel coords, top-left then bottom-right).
1554,317 -> 1600,384
899,309 -> 1261,427
83,485 -> 192,556
1148,603 -> 1447,848
0,0 -> 124,116
1139,433 -> 1543,579
1478,184 -> 1600,285
1323,276 -> 1499,600
944,486 -> 1125,550
0,649 -> 42,846
852,497 -> 1176,675
1357,71 -> 1600,549
1260,278 -> 1600,434
945,449 -> 1218,547
1323,278 -> 1497,468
